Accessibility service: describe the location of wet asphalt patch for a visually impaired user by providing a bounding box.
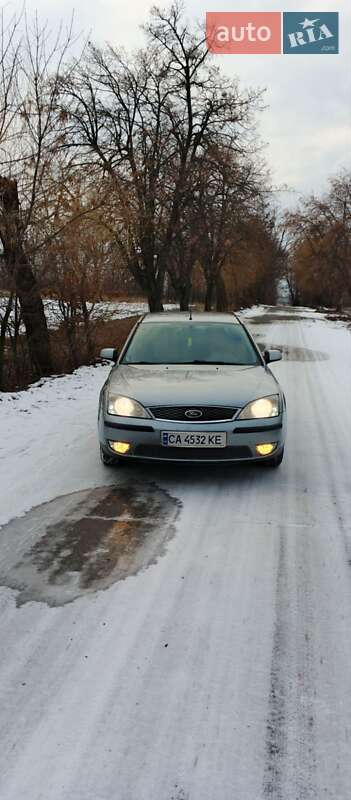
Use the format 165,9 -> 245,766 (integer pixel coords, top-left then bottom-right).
246,313 -> 315,325
255,342 -> 329,362
244,308 -> 330,361
0,483 -> 181,607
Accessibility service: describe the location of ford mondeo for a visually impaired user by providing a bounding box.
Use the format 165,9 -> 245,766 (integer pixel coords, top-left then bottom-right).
98,312 -> 286,467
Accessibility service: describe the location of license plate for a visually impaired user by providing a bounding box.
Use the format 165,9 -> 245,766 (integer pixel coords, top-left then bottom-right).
161,431 -> 227,448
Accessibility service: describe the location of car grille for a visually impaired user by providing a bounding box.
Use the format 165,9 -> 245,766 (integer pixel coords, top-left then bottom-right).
134,445 -> 251,461
149,405 -> 238,422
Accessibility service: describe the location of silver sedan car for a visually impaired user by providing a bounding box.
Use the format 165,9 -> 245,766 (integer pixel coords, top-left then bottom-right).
98,312 -> 286,467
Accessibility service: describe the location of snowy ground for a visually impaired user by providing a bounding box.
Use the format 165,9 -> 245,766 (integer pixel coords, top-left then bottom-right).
0,305 -> 351,800
0,295 -> 177,333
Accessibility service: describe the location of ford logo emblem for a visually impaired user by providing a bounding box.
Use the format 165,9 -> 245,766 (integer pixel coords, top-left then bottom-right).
185,409 -> 203,419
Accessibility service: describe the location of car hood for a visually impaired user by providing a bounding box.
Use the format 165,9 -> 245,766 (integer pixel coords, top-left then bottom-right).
107,364 -> 279,408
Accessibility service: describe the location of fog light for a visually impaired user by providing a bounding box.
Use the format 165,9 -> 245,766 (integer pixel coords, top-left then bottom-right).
109,441 -> 131,455
256,443 -> 276,456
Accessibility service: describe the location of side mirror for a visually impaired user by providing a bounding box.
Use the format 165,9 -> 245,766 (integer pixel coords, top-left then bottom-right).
100,347 -> 118,363
264,349 -> 282,364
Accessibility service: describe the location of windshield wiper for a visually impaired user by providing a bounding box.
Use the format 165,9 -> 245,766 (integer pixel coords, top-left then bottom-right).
123,360 -> 250,366
180,360 -> 245,365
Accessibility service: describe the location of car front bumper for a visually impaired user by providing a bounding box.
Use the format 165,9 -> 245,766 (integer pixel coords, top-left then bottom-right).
99,411 -> 287,464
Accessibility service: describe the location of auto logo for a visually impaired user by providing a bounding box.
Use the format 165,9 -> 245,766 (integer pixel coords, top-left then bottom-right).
185,409 -> 203,419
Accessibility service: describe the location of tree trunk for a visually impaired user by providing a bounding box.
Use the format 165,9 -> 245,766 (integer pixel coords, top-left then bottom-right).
178,282 -> 192,312
148,291 -> 164,312
81,300 -> 94,358
0,177 -> 52,377
0,293 -> 13,391
204,279 -> 215,311
129,257 -> 164,312
65,320 -> 79,369
216,272 -> 228,311
146,272 -> 164,312
166,263 -> 192,311
14,248 -> 52,376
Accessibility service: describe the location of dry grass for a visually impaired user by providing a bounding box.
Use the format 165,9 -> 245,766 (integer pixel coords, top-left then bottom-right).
1,315 -> 139,392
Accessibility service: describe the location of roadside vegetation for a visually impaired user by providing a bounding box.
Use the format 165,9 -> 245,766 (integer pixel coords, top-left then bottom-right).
0,3 -> 349,391
284,172 -> 351,310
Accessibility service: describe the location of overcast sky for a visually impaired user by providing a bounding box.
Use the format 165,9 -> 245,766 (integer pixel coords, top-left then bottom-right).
8,0 -> 351,210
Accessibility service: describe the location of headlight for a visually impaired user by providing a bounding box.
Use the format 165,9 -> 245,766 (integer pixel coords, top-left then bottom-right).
238,394 -> 280,420
107,394 -> 150,418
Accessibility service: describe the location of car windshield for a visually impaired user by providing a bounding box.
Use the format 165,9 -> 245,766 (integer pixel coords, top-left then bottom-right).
121,321 -> 260,365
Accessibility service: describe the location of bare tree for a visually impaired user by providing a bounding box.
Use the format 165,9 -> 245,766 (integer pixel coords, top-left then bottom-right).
40,169 -> 115,366
285,171 -> 351,309
60,2 -> 262,310
0,13 -> 76,377
193,145 -> 266,310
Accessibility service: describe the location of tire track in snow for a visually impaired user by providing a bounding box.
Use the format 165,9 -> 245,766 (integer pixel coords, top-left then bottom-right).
261,313 -> 351,800
298,321 -> 351,565
263,526 -> 288,800
256,317 -> 290,800
294,321 -> 351,799
262,318 -> 319,800
262,530 -> 318,800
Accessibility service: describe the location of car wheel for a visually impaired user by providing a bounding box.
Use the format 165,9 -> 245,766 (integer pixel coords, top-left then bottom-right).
99,445 -> 120,467
265,446 -> 284,468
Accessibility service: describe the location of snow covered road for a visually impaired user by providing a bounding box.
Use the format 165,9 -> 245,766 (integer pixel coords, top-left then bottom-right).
0,306 -> 350,800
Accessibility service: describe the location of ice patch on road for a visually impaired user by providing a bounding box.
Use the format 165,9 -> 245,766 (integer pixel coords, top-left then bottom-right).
0,483 -> 181,606
254,341 -> 330,361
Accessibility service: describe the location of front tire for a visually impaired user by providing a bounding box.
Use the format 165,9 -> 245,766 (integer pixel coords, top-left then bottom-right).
265,446 -> 284,468
100,445 -> 120,467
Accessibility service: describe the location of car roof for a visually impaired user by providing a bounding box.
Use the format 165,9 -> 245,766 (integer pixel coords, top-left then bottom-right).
141,311 -> 241,325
